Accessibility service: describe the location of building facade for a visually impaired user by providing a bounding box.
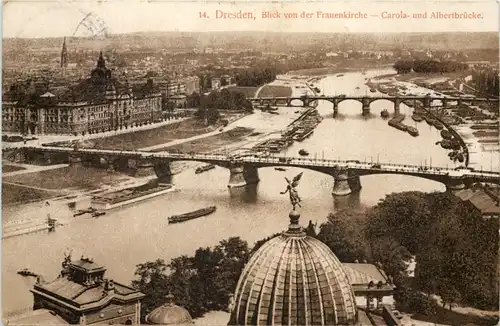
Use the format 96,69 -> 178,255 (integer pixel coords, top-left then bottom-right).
2,52 -> 162,136
7,255 -> 145,325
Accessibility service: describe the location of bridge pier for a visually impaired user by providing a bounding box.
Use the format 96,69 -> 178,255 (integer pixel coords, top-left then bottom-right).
333,102 -> 339,117
362,103 -> 370,115
446,178 -> 466,191
68,154 -> 82,167
154,162 -> 173,183
227,163 -> 260,188
332,170 -> 362,196
394,102 -> 400,115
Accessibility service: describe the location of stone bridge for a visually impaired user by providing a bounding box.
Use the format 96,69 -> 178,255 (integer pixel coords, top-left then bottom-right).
249,95 -> 498,115
14,146 -> 500,196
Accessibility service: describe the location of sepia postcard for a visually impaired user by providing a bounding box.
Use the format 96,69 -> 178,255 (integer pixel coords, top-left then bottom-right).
1,0 -> 499,325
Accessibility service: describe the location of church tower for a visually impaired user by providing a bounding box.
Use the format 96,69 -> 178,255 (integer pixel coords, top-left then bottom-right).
60,37 -> 68,75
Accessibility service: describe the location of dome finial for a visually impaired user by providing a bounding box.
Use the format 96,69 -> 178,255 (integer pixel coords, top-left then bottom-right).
164,292 -> 175,306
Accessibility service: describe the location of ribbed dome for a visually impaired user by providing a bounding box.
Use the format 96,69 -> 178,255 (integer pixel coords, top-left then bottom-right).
230,211 -> 358,326
145,294 -> 193,325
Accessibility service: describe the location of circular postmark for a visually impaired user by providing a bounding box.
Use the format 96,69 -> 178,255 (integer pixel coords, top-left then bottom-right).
73,10 -> 109,39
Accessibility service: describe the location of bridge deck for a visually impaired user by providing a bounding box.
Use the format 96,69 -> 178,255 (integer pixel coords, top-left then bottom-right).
25,146 -> 500,181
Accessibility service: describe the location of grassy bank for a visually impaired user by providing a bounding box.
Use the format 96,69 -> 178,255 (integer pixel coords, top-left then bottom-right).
227,86 -> 259,98
2,165 -> 26,173
83,118 -> 236,150
394,71 -> 470,84
3,166 -> 128,191
153,127 -> 254,153
289,61 -> 393,76
2,183 -> 62,206
257,85 -> 292,97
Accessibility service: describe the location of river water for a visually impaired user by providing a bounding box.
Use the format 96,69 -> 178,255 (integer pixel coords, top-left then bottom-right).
2,68 -> 498,314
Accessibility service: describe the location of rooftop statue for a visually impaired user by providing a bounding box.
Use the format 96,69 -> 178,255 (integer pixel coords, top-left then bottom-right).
280,172 -> 303,211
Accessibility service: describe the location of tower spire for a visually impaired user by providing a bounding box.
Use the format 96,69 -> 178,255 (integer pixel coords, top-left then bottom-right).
97,50 -> 106,68
60,37 -> 68,69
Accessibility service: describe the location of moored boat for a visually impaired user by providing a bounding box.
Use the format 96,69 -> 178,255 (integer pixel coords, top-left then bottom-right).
370,88 -> 376,93
411,113 -> 423,122
195,164 -> 215,174
380,109 -> 390,118
92,211 -> 106,218
17,269 -> 37,277
298,149 -> 309,156
168,206 -> 217,224
434,121 -> 444,130
407,126 -> 419,137
440,129 -> 453,140
274,167 -> 287,171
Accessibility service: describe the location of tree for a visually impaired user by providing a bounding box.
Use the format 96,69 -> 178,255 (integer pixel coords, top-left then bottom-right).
438,278 -> 461,311
131,259 -> 170,321
317,210 -> 370,263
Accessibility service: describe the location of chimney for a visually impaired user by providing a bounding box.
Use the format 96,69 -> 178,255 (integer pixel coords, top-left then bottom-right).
104,279 -> 115,295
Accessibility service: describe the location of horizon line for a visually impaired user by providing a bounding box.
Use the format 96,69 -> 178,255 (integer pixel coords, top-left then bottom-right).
3,30 -> 499,40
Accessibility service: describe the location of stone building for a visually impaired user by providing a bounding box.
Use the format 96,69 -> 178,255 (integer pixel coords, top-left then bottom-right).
228,206 -> 398,326
2,52 -> 162,136
6,255 -> 144,325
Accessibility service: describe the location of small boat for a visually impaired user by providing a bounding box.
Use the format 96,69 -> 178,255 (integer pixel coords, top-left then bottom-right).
195,164 -> 215,174
434,121 -> 444,130
336,74 -> 344,77
412,113 -> 423,122
380,109 -> 390,118
298,149 -> 309,156
92,211 -> 106,218
370,88 -> 376,93
73,208 -> 96,217
17,269 -> 37,277
168,206 -> 217,224
73,210 -> 88,217
268,111 -> 279,115
274,167 -> 287,171
407,126 -> 419,137
355,86 -> 360,90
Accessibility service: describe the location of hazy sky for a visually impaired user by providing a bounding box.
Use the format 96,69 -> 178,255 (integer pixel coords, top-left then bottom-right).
2,0 -> 498,38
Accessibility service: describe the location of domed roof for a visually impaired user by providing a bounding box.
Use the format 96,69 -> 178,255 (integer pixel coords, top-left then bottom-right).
229,210 -> 358,326
145,294 -> 193,325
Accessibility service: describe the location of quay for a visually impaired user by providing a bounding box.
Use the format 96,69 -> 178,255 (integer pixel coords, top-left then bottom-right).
3,217 -> 56,239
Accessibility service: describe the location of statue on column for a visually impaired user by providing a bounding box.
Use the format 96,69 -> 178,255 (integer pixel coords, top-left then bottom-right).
280,172 -> 303,210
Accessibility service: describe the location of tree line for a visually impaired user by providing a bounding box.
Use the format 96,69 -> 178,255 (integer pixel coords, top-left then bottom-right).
394,60 -> 469,74
471,68 -> 499,98
131,191 -> 498,322
187,89 -> 253,125
234,67 -> 277,87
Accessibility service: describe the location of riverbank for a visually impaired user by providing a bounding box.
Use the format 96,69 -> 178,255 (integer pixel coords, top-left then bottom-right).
367,72 -> 498,168
2,105 -> 305,206
288,61 -> 393,76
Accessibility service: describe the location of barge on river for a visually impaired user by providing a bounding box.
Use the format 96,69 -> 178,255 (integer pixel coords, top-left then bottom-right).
168,206 -> 217,224
91,182 -> 175,211
17,269 -> 37,277
195,164 -> 215,174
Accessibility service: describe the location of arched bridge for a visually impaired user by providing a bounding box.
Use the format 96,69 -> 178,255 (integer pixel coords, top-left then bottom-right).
249,95 -> 498,115
18,146 -> 500,196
